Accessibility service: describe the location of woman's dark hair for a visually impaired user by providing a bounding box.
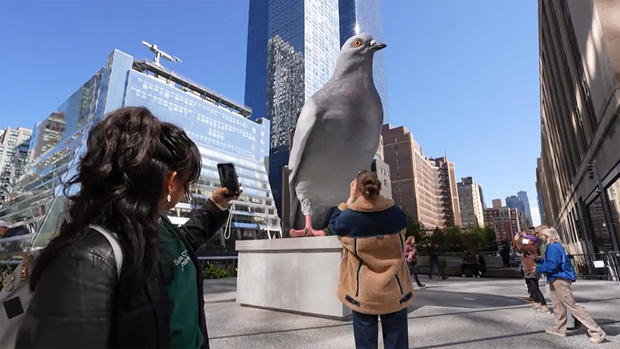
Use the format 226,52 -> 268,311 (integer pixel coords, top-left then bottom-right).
356,170 -> 381,201
30,107 -> 201,295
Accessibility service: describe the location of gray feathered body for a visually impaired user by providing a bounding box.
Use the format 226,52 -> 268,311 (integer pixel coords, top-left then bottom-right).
288,67 -> 383,230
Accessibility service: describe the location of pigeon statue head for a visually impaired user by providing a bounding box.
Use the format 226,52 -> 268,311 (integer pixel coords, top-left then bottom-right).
334,33 -> 386,77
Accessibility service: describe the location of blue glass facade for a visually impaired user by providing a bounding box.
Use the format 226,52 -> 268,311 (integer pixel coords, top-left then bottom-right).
1,49 -> 280,256
244,0 -> 269,122
245,0 -> 386,216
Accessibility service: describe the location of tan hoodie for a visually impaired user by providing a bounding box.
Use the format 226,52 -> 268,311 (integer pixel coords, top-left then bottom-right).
330,196 -> 414,315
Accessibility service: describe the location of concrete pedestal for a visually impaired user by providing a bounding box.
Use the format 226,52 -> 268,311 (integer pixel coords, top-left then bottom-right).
235,236 -> 350,319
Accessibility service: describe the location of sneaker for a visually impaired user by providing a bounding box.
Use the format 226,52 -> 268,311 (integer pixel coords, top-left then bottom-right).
521,296 -> 533,303
418,284 -> 426,288
545,328 -> 566,337
532,303 -> 541,309
588,331 -> 606,344
538,306 -> 550,313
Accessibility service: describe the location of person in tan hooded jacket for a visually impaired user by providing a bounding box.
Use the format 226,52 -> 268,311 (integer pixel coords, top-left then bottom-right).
329,170 -> 412,349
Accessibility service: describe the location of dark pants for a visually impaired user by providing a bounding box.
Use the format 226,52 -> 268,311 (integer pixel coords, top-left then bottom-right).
352,308 -> 408,349
429,258 -> 443,278
525,278 -> 546,305
407,261 -> 423,286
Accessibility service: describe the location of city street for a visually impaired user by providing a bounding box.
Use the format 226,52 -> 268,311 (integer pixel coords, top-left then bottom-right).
205,277 -> 620,348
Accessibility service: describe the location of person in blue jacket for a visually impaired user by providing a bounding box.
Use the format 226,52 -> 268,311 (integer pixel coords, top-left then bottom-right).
536,227 -> 606,343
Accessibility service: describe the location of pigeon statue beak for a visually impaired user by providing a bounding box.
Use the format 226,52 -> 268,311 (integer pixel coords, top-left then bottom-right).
370,40 -> 387,51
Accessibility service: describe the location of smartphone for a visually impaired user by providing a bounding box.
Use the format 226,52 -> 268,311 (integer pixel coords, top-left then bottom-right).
217,163 -> 240,195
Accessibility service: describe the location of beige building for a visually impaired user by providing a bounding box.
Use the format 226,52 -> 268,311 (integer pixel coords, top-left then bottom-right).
536,0 -> 620,259
492,199 -> 502,209
430,156 -> 461,227
457,177 -> 485,228
373,135 -> 393,199
382,124 -> 455,229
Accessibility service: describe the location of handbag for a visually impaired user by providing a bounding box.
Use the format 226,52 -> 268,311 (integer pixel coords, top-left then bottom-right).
0,225 -> 122,348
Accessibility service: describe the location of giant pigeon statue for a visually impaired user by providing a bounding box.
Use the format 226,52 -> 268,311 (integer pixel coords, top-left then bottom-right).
288,33 -> 386,237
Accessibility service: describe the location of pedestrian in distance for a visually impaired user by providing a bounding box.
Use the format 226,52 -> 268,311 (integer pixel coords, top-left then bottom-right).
537,227 -> 606,344
428,244 -> 447,280
329,170 -> 413,349
16,107 -> 239,348
404,236 -> 426,288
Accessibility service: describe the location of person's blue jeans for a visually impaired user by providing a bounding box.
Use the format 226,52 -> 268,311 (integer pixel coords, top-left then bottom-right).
351,308 -> 408,349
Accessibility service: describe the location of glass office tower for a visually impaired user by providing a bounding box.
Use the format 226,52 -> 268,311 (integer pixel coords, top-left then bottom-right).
0,49 -> 280,258
244,0 -> 386,215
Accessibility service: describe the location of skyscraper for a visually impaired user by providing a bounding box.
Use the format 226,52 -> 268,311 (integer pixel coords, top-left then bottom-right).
537,0 -> 620,258
430,156 -> 461,227
506,192 -> 533,227
244,0 -> 387,216
0,48 -> 281,254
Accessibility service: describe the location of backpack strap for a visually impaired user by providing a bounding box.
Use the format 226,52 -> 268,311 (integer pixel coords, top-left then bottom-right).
89,225 -> 123,279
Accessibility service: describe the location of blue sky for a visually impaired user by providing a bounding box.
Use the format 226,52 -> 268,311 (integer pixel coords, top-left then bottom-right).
0,0 -> 541,225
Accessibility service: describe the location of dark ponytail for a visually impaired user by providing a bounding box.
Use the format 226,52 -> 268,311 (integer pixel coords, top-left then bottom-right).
356,170 -> 381,201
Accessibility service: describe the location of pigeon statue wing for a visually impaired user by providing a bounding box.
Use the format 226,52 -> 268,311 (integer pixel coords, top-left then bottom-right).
288,98 -> 321,182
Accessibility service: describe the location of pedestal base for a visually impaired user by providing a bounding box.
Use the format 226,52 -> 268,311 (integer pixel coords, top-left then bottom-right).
235,236 -> 350,319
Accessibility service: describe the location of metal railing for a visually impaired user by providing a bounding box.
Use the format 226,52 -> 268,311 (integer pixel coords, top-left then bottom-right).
568,251 -> 620,281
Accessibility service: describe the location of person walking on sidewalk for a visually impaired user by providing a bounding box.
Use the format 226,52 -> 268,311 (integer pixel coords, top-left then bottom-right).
330,170 -> 413,349
404,236 -> 426,288
513,231 -> 549,312
537,228 -> 606,344
428,244 -> 447,280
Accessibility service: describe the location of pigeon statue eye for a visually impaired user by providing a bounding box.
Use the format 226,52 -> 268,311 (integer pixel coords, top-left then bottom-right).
352,39 -> 363,48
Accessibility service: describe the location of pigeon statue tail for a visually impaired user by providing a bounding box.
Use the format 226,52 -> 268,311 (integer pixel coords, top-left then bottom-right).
287,33 -> 386,238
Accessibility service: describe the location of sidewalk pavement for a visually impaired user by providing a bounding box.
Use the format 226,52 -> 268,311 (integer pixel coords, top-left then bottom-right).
204,277 -> 620,348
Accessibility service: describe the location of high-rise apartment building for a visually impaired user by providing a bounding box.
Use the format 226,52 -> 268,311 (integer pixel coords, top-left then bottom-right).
244,0 -> 388,215
430,156 -> 461,227
382,125 -> 459,229
492,199 -> 502,209
0,48 -> 280,254
0,127 -> 32,203
458,177 -> 485,228
484,207 -> 521,242
536,0 -> 620,260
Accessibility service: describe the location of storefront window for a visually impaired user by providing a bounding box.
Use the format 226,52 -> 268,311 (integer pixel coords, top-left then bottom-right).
587,197 -> 613,252
606,176 -> 620,250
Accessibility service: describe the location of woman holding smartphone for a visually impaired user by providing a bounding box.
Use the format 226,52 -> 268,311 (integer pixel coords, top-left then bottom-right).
17,107 -> 239,348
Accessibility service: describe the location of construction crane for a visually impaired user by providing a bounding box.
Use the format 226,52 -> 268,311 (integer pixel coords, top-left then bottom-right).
141,41 -> 182,66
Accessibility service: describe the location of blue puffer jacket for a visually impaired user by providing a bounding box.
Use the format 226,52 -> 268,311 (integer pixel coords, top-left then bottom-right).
536,242 -> 576,282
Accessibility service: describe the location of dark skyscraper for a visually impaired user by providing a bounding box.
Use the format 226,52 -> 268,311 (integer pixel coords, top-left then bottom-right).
244,0 -> 269,121
244,0 -> 386,216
